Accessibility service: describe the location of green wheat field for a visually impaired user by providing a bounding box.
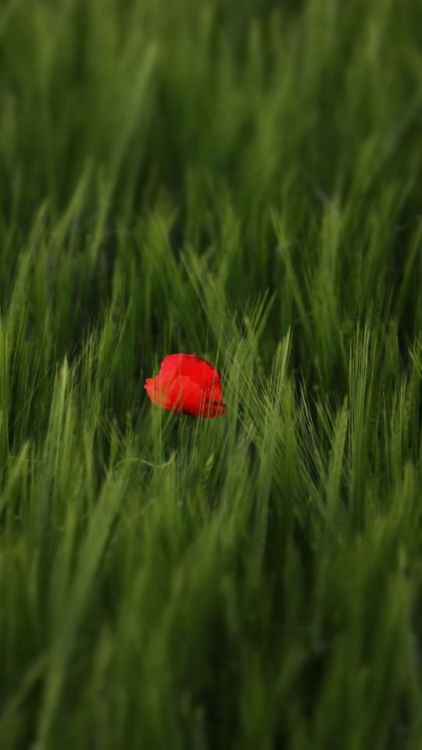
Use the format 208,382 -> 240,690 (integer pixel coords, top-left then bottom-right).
1,1 -> 421,748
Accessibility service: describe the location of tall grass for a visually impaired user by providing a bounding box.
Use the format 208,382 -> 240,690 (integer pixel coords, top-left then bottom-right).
0,0 -> 421,747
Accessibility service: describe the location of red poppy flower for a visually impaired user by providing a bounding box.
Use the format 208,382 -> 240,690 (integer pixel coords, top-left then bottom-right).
144,354 -> 226,418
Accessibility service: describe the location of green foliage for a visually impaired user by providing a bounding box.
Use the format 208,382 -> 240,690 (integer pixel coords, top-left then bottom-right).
0,0 -> 421,747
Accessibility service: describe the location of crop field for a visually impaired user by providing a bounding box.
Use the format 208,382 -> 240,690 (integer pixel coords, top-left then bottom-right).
0,0 -> 421,748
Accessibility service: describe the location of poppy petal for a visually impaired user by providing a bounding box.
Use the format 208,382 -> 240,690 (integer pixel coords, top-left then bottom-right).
144,354 -> 226,418
159,354 -> 223,395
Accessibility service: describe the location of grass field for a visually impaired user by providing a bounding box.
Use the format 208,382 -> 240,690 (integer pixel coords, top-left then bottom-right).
0,0 -> 421,747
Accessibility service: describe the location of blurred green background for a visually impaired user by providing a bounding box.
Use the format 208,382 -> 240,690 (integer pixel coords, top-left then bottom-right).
0,1 -> 421,748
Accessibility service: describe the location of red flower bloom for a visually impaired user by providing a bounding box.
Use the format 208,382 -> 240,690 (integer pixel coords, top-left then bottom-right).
144,354 -> 226,418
